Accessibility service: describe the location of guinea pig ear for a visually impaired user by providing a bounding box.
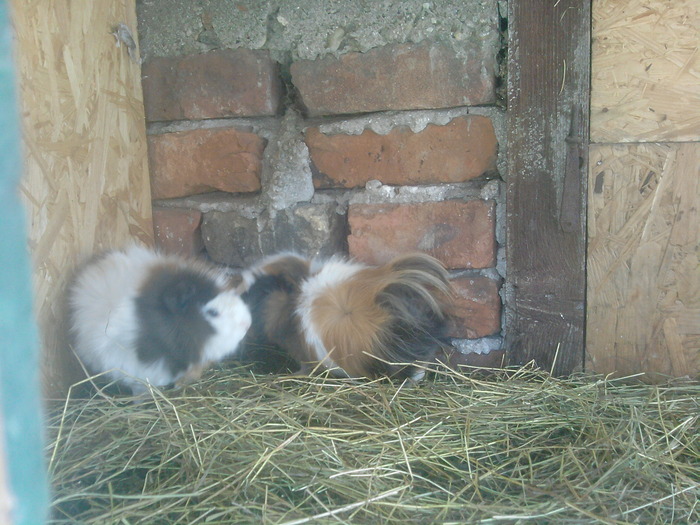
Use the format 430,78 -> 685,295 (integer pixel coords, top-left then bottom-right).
161,280 -> 197,314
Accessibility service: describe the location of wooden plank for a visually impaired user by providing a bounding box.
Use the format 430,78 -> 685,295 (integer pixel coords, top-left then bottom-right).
591,0 -> 700,143
11,0 -> 153,397
587,143 -> 700,380
505,1 -> 590,375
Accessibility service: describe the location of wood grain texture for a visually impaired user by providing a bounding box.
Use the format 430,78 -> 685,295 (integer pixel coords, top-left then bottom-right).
505,1 -> 590,375
11,0 -> 153,397
587,143 -> 699,380
591,0 -> 700,143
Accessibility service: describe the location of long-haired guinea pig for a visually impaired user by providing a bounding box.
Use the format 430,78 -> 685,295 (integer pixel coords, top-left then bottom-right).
237,253 -> 311,373
239,252 -> 453,381
68,245 -> 252,395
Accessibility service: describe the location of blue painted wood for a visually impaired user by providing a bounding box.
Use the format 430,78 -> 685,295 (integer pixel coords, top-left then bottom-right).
0,2 -> 49,523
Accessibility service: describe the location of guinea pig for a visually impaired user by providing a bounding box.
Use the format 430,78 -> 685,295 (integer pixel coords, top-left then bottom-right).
299,253 -> 453,380
68,245 -> 252,395
237,252 -> 311,374
239,252 -> 453,380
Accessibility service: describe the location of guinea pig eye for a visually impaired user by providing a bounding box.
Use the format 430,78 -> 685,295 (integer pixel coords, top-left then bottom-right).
205,307 -> 220,318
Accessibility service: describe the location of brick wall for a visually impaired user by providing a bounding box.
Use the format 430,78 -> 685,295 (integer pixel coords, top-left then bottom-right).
138,1 -> 505,366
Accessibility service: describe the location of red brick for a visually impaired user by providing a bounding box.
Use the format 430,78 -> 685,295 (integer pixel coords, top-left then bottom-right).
148,127 -> 264,199
348,200 -> 496,269
291,41 -> 495,116
153,208 -> 204,256
449,276 -> 501,338
307,116 -> 497,189
142,49 -> 282,121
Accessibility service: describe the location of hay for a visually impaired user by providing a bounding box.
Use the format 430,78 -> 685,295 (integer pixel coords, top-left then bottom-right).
47,365 -> 699,524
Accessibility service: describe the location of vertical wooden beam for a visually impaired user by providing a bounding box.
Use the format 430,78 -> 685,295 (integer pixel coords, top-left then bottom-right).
505,1 -> 591,374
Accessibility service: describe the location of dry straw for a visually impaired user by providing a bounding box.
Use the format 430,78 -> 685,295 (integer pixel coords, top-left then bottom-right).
47,364 -> 699,524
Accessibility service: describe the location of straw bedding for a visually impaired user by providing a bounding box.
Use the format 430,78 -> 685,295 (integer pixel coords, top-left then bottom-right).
47,365 -> 699,524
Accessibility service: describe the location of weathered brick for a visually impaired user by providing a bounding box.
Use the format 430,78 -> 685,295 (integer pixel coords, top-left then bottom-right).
348,200 -> 496,269
201,211 -> 259,268
202,203 -> 347,268
291,41 -> 495,116
142,49 -> 282,122
449,276 -> 501,338
439,348 -> 504,370
152,207 -> 204,256
307,116 -> 497,189
148,127 -> 264,199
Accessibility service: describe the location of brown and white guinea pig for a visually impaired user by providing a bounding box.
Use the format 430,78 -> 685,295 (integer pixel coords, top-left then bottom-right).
68,245 -> 252,395
239,252 -> 453,381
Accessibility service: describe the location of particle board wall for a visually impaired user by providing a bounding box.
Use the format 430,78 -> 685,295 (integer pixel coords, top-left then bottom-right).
587,144 -> 699,379
588,0 -> 699,380
11,1 -> 153,397
591,0 -> 700,142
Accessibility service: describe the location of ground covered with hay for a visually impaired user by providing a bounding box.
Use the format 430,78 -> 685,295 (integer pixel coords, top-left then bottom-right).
47,365 -> 699,524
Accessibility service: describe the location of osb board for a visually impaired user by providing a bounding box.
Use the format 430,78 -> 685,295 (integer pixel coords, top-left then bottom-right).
11,1 -> 153,397
587,143 -> 699,380
591,0 -> 700,143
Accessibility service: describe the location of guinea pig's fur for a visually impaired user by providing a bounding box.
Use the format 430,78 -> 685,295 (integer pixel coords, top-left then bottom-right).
237,253 -> 311,373
299,253 -> 453,380
240,252 -> 453,380
68,245 -> 252,394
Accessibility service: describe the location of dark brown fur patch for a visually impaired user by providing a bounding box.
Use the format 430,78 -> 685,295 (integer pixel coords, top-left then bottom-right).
239,255 -> 312,373
262,289 -> 313,367
134,263 -> 218,376
261,256 -> 310,288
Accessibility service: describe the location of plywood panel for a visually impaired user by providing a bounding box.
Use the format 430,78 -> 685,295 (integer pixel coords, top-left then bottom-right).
591,0 -> 700,143
11,1 -> 153,397
587,143 -> 700,380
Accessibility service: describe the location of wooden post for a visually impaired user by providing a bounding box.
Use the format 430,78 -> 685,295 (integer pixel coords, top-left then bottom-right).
505,1 -> 591,374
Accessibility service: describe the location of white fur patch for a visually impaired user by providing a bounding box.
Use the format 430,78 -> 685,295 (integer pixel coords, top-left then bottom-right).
69,246 -> 155,388
200,289 -> 252,363
297,258 -> 366,370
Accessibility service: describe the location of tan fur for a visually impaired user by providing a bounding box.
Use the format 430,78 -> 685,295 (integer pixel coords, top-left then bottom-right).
310,274 -> 392,376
